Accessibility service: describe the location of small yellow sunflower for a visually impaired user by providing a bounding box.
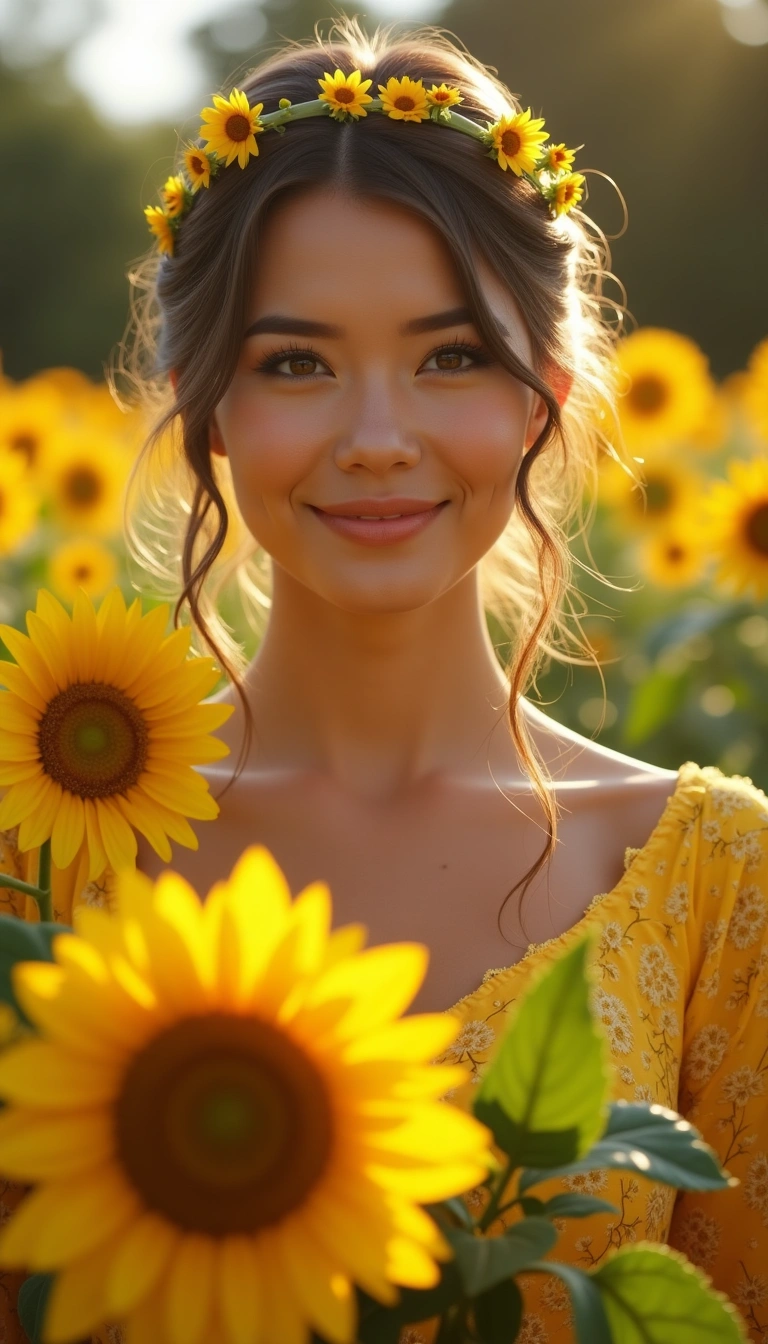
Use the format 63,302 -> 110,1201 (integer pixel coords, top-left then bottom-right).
161,175 -> 190,219
0,587 -> 233,878
543,143 -> 577,172
616,328 -> 717,451
425,83 -> 463,110
0,846 -> 490,1344
549,171 -> 585,216
700,457 -> 768,601
46,435 -> 129,536
144,206 -> 175,256
199,89 -> 264,168
48,538 -> 118,604
599,452 -> 705,534
0,379 -> 61,474
0,448 -> 39,554
317,69 -> 373,120
183,146 -> 215,191
637,528 -> 708,590
378,76 -> 430,123
487,108 -> 548,176
742,336 -> 768,441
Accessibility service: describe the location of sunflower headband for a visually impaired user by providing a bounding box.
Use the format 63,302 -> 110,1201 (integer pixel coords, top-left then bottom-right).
145,71 -> 586,257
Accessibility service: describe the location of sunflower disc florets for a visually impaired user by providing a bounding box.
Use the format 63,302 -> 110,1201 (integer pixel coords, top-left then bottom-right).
144,72 -> 588,256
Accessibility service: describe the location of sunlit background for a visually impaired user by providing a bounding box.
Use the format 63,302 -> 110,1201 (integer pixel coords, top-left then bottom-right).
1,0 -> 767,787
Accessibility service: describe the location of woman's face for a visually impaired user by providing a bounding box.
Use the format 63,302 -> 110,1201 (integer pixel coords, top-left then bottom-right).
212,186 -> 549,615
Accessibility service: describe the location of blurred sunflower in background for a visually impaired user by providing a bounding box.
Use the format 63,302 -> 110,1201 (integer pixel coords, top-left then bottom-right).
48,538 -> 118,603
742,337 -> 768,442
636,527 -> 709,590
700,457 -> 768,601
47,435 -> 131,536
598,453 -> 705,534
616,328 -> 717,451
0,449 -> 39,555
0,380 -> 61,476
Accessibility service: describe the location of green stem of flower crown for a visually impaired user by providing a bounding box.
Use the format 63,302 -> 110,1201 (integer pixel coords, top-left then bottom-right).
0,839 -> 53,921
260,98 -> 332,129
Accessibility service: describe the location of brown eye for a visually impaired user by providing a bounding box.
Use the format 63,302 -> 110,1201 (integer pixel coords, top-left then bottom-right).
434,350 -> 464,371
288,357 -> 317,376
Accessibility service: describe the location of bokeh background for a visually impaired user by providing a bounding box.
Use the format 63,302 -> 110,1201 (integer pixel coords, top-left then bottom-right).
1,0 -> 767,786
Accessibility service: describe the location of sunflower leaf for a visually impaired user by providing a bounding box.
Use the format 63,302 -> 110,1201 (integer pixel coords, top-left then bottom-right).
446,1217 -> 557,1296
0,917 -> 63,1028
474,935 -> 610,1166
16,1273 -> 54,1344
536,1193 -> 619,1220
528,1262 -> 612,1344
518,1100 -> 730,1195
472,1277 -> 523,1343
592,1244 -> 748,1343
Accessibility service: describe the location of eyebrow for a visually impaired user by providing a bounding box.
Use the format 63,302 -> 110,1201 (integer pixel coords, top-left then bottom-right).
242,306 -> 474,341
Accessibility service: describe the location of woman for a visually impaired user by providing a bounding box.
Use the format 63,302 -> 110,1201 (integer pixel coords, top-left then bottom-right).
2,18 -> 767,1344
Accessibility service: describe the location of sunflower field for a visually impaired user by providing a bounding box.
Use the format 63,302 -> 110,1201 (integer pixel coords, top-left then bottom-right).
1,328 -> 767,790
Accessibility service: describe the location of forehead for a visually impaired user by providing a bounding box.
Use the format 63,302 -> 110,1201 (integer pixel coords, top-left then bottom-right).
247,185 -> 527,339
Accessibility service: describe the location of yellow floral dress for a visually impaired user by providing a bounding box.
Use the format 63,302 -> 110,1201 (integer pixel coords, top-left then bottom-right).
0,759 -> 767,1343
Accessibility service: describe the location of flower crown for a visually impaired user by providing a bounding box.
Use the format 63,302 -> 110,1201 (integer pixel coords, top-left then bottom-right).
145,70 -> 586,257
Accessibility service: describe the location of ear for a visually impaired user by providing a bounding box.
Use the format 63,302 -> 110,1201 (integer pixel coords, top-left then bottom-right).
169,369 -> 227,457
542,360 -> 573,409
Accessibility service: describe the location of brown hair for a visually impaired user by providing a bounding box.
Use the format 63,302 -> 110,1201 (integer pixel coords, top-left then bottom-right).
118,18 -> 629,941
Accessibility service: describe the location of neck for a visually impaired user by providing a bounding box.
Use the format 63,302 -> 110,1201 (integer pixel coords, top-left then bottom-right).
239,565 -> 527,798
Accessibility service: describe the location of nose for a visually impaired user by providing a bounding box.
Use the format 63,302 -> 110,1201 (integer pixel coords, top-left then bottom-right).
333,380 -> 421,474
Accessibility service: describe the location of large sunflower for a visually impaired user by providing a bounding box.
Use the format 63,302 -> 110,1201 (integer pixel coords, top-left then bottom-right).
0,447 -> 38,554
47,434 -> 130,536
0,847 -> 490,1344
616,328 -> 717,450
700,457 -> 768,600
199,89 -> 264,169
0,588 -> 233,878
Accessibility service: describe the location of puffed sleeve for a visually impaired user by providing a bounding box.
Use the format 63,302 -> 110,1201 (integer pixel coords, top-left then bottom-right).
669,770 -> 768,1340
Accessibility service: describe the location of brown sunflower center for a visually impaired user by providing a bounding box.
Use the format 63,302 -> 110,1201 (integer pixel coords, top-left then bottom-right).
11,431 -> 37,463
334,86 -> 355,104
38,682 -> 149,797
746,501 -> 768,556
666,543 -> 686,563
562,182 -> 577,202
73,564 -> 93,581
190,155 -> 206,174
645,476 -> 674,514
628,374 -> 668,415
225,113 -> 252,141
500,129 -> 521,157
394,95 -> 416,111
115,1013 -> 333,1234
63,466 -> 102,507
433,90 -> 450,103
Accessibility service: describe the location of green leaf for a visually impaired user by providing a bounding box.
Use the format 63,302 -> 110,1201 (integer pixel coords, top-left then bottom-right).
519,1100 -> 730,1195
474,935 -> 610,1165
537,1193 -> 619,1220
17,1273 -> 54,1344
357,1261 -> 464,1336
473,1097 -> 581,1168
0,917 -> 63,1027
528,1262 -> 612,1344
593,1244 -> 748,1343
624,669 -> 688,743
472,1277 -> 523,1343
447,1218 -> 557,1297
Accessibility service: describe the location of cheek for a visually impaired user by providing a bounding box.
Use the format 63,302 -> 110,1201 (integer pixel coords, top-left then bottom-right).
432,386 -> 528,495
217,387 -> 322,513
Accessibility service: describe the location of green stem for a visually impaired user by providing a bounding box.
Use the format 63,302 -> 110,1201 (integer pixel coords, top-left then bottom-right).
478,1155 -> 517,1232
0,839 -> 53,922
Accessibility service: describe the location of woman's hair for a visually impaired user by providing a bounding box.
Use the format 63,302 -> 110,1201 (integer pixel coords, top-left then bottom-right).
117,17 -> 630,941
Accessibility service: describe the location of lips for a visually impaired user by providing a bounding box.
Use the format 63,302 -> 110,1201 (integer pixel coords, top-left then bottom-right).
312,498 -> 445,519
310,500 -> 449,547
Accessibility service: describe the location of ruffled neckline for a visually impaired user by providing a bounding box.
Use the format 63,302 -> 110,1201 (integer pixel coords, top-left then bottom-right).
443,758 -> 715,1016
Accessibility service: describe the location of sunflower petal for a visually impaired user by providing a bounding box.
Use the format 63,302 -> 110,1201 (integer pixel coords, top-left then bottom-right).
275,1215 -> 356,1344
51,791 -> 86,870
0,1038 -> 120,1108
302,944 -> 429,1040
16,778 -> 62,851
106,1210 -> 179,1315
0,1105 -> 114,1180
43,1231 -> 124,1344
0,623 -> 59,699
98,797 -> 138,872
0,772 -> 57,833
0,1164 -> 138,1268
164,1234 -> 216,1344
217,1236 -> 265,1344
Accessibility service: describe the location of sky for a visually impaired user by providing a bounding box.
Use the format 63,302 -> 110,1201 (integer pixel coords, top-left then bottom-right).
0,0 -> 765,125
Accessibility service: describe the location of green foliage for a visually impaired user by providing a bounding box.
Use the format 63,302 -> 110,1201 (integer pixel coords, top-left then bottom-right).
0,915 -> 62,1026
445,1219 -> 557,1297
17,1274 -> 54,1344
592,1245 -> 747,1343
475,936 -> 610,1166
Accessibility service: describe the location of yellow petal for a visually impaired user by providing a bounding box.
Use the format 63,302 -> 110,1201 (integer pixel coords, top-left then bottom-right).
16,779 -> 62,850
15,954 -> 153,1057
164,1234 -> 217,1344
366,1156 -> 489,1203
51,791 -> 86,870
71,588 -> 100,682
341,1014 -> 460,1064
83,797 -> 109,879
98,797 -> 138,871
140,769 -> 218,819
253,1236 -> 308,1344
0,1105 -> 114,1181
0,771 -> 56,831
0,729 -> 40,759
0,662 -> 50,712
301,1192 -> 398,1306
43,1230 -> 124,1344
115,792 -> 172,862
362,1103 -> 491,1162
275,1215 -> 356,1344
0,623 -> 59,699
106,1210 -> 179,1315
26,612 -> 76,689
205,846 -> 291,1004
303,944 -> 429,1041
0,1163 -> 139,1269
0,761 -> 43,786
138,872 -> 210,1012
217,1236 -> 265,1344
386,1234 -> 441,1290
0,1038 -> 121,1108
322,923 -> 366,970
